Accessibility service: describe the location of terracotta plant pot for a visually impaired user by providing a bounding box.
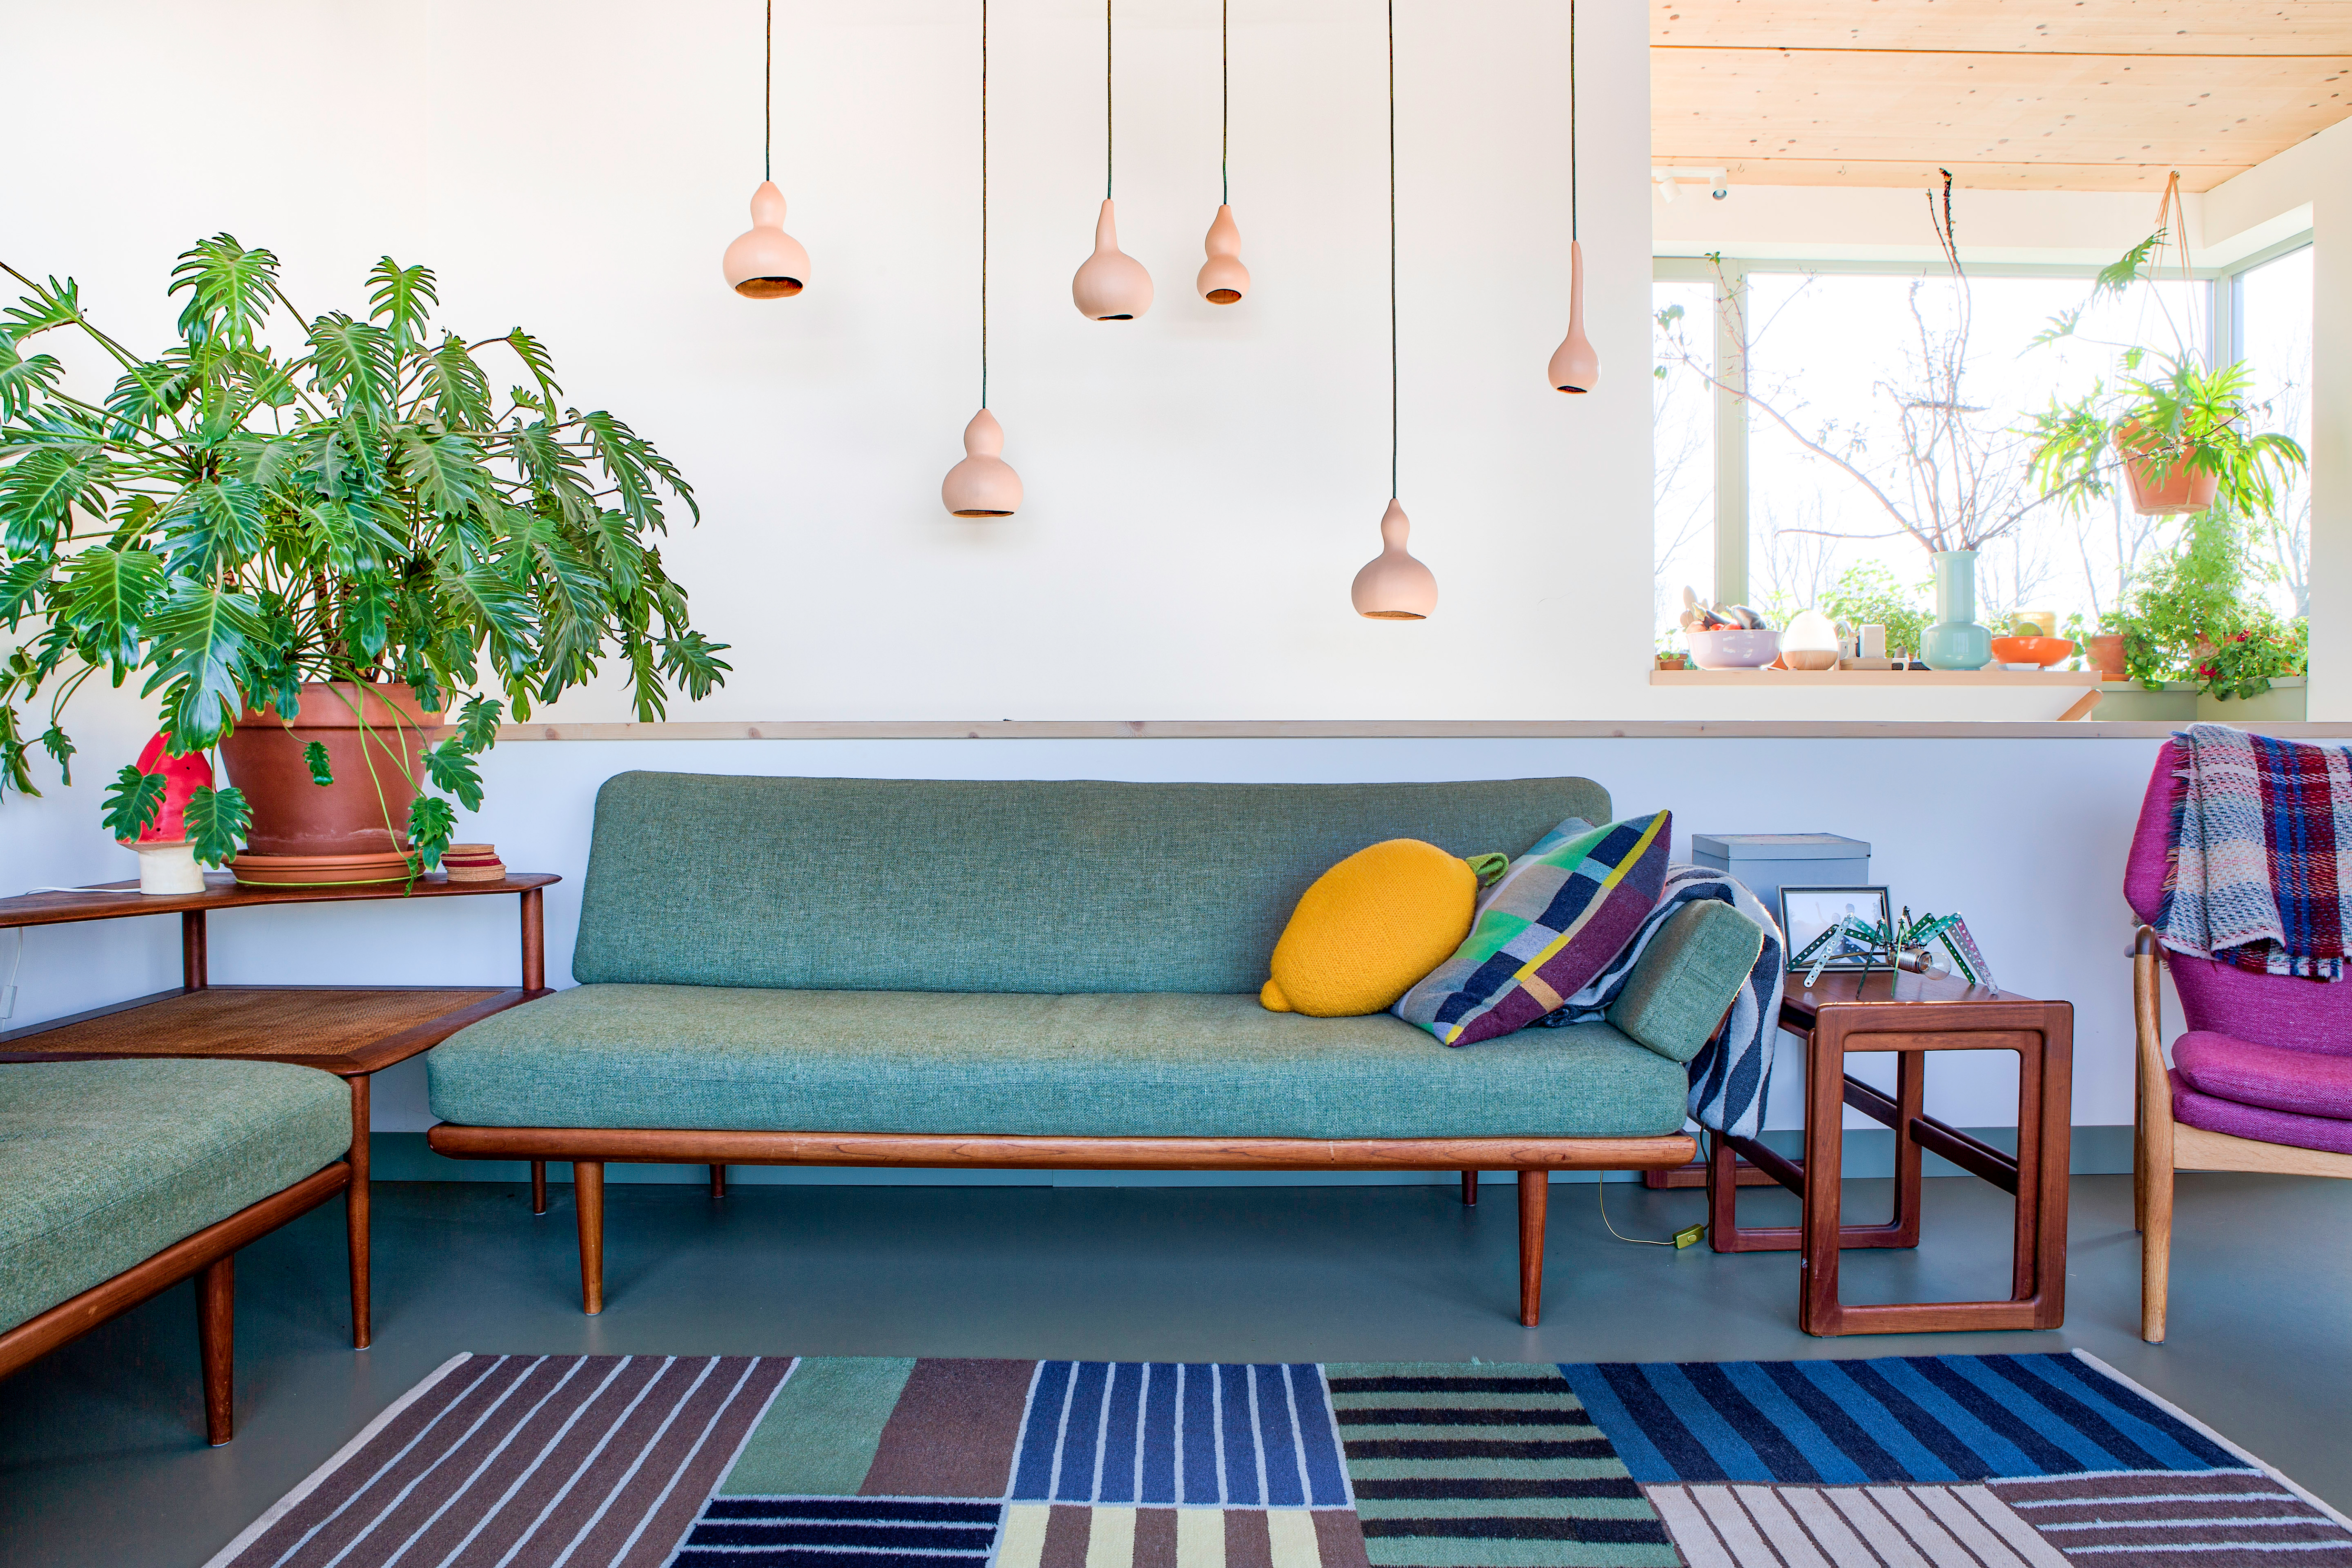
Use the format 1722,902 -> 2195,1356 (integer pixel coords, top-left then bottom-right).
2088,633 -> 2128,679
2116,426 -> 2219,516
216,681 -> 442,885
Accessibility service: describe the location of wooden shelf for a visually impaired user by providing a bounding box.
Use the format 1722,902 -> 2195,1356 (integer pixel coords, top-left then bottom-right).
0,872 -> 558,930
0,985 -> 540,1076
1650,669 -> 2097,686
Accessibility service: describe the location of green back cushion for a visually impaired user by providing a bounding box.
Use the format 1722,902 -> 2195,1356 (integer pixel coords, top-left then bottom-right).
571,773 -> 1613,994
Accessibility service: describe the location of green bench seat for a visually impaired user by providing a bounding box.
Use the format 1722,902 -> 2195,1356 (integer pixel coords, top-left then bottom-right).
0,1058 -> 353,1444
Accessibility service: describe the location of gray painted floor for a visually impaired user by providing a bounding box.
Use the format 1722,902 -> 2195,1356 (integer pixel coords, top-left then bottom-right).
2,1171 -> 2346,1567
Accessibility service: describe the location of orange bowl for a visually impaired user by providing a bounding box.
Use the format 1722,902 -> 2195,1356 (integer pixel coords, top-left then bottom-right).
1989,636 -> 2075,667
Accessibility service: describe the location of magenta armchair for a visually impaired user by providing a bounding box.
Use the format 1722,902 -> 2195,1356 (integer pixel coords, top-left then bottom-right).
2126,740 -> 2352,1342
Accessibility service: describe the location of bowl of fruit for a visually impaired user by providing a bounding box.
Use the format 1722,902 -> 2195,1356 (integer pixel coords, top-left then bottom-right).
1988,621 -> 2076,667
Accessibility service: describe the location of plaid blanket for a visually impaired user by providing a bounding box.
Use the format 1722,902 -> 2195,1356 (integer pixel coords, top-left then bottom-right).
2157,722 -> 2352,981
1539,863 -> 1786,1139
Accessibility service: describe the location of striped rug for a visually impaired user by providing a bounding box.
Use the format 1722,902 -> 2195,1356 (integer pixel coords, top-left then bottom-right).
202,1353 -> 2348,1568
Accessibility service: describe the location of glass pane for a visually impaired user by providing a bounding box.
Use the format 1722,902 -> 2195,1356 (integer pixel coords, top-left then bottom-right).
2237,246 -> 2312,618
1733,266 -> 2207,654
1653,278 -> 1715,644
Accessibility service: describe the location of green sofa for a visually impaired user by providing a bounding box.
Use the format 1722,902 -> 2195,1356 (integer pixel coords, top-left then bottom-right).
426,773 -> 1765,1324
0,1058 -> 354,1445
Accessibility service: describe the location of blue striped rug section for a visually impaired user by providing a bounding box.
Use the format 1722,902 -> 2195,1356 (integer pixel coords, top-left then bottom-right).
674,1497 -> 1002,1567
1009,1363 -> 1350,1508
1557,1355 -> 2241,1486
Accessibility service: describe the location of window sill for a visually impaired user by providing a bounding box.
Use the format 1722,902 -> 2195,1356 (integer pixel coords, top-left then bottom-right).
1650,669 -> 2095,687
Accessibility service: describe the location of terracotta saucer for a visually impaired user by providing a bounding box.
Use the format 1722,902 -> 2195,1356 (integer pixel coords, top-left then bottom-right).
229,850 -> 422,887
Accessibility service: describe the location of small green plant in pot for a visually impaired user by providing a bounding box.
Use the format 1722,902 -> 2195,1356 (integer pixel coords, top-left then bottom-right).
0,237 -> 729,879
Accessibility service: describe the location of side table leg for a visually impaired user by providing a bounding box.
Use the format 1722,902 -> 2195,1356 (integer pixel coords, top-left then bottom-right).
346,1074 -> 372,1349
520,888 -> 545,992
1800,1023 -> 1847,1335
532,1160 -> 549,1216
1892,1051 -> 1926,1246
182,911 -> 208,991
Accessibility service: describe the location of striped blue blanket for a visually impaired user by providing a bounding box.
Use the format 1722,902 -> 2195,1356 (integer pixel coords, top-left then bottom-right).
1539,862 -> 1785,1138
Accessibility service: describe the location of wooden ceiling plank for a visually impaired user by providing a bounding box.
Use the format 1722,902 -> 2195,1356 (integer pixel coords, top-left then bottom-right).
1653,0 -> 2352,57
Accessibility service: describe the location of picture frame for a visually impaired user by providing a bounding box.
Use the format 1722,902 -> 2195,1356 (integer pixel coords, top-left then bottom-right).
1778,885 -> 1896,983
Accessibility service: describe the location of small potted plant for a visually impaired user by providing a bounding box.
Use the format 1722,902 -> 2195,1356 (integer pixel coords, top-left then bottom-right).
0,237 -> 730,878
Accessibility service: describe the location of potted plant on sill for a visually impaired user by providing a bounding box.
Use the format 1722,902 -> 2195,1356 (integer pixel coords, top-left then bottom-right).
0,236 -> 729,880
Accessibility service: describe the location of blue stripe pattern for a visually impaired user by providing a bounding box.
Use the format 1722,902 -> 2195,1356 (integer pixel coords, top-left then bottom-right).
1558,1354 -> 2241,1485
1009,1363 -> 1347,1506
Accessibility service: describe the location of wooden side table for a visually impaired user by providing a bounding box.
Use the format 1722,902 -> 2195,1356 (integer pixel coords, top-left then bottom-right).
1706,968 -> 2073,1335
0,872 -> 556,1347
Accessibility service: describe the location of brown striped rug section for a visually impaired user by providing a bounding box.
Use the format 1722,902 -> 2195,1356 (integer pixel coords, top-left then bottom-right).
204,1354 -> 792,1568
1993,1472 -> 2352,1568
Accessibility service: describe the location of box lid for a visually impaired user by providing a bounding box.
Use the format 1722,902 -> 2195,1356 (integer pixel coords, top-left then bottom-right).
1690,832 -> 1871,859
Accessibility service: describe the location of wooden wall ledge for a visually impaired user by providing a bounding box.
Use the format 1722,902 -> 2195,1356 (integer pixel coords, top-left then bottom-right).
493,718 -> 2352,741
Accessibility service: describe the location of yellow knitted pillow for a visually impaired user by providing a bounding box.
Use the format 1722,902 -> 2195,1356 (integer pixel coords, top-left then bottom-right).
1260,839 -> 1494,1017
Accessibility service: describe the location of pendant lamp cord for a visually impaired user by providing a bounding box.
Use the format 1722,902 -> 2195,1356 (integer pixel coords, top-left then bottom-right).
763,0 -> 773,182
1567,0 -> 1577,241
1388,0 -> 1398,499
1221,0 -> 1230,206
981,0 -> 990,408
1106,0 -> 1116,200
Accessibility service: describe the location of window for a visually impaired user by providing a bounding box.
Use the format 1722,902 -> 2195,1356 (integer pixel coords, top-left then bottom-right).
1655,245 -> 2309,657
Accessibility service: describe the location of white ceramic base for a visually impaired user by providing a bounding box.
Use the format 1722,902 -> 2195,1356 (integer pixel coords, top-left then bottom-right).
133,840 -> 207,895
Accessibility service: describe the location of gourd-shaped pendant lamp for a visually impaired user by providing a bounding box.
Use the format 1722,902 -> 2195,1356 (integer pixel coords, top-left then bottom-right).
1196,0 -> 1251,304
943,0 -> 1022,517
1351,0 -> 1436,621
1544,0 -> 1598,393
722,0 -> 811,299
1072,0 -> 1153,320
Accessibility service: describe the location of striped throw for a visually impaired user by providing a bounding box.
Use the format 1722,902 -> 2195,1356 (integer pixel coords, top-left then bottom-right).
1543,864 -> 1785,1140
1395,812 -> 1673,1048
2159,722 -> 2352,980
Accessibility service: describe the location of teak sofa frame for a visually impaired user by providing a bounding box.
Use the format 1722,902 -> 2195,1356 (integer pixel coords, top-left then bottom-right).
0,1159 -> 351,1446
424,1127 -> 1699,1326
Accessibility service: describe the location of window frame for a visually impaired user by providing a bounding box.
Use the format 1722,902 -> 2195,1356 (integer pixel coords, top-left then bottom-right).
1657,241 -> 2312,613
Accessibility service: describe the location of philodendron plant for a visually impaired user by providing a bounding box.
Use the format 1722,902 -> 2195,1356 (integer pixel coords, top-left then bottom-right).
0,236 -> 728,864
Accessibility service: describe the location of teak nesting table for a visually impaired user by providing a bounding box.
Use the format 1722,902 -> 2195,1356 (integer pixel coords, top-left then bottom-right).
1709,968 -> 2075,1336
0,872 -> 556,1347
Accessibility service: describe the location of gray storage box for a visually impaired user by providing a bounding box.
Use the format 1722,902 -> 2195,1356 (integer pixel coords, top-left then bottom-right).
1689,833 -> 1872,920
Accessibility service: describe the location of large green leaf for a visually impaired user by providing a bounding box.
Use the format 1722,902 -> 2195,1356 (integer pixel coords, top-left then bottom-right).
453,694 -> 503,753
576,409 -> 697,527
170,235 -> 280,347
104,353 -> 198,434
161,476 -> 264,575
503,420 -> 594,525
55,546 -> 163,670
303,312 -> 395,418
423,736 -> 483,810
658,629 -> 732,702
0,334 -> 63,422
0,557 -> 50,625
422,332 -> 492,428
434,561 -> 535,671
1,275 -> 83,339
184,784 -> 251,867
139,580 -> 267,747
392,422 -> 491,520
407,793 -> 456,869
503,328 -> 563,412
366,258 -> 438,353
0,440 -> 112,558
101,764 -> 165,840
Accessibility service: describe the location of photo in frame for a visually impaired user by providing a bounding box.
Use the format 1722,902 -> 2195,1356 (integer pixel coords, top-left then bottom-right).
1779,885 -> 1895,985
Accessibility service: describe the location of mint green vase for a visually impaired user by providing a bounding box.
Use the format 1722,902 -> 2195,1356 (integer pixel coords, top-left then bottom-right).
1921,550 -> 1992,670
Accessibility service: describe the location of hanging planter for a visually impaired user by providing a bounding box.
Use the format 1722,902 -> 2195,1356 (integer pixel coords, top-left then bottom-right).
1072,0 -> 1152,321
941,0 -> 1022,516
2115,425 -> 2221,517
721,1 -> 810,299
1194,0 -> 1251,305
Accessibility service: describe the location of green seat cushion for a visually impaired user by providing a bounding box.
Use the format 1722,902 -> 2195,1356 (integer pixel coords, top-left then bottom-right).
427,985 -> 1690,1139
0,1059 -> 350,1335
570,774 -> 1611,994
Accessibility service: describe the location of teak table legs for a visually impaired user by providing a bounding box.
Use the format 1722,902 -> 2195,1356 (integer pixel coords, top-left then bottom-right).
344,1073 -> 372,1348
1708,999 -> 2072,1335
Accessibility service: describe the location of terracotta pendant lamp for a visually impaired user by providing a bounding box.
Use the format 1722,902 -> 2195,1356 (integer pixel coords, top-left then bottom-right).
1351,0 -> 1436,621
1544,0 -> 1598,394
942,0 -> 1022,518
722,0 -> 810,299
1195,0 -> 1250,304
1072,0 -> 1153,320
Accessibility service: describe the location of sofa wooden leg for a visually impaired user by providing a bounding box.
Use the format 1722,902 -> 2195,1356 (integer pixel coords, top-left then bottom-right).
532,1160 -> 548,1216
198,1254 -> 234,1446
1517,1171 -> 1547,1327
1460,1171 -> 1478,1206
709,1164 -> 727,1199
576,1161 -> 606,1316
2141,1155 -> 2172,1343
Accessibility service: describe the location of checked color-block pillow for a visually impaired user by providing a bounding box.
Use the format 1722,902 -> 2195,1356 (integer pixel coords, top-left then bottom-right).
1394,810 -> 1672,1046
